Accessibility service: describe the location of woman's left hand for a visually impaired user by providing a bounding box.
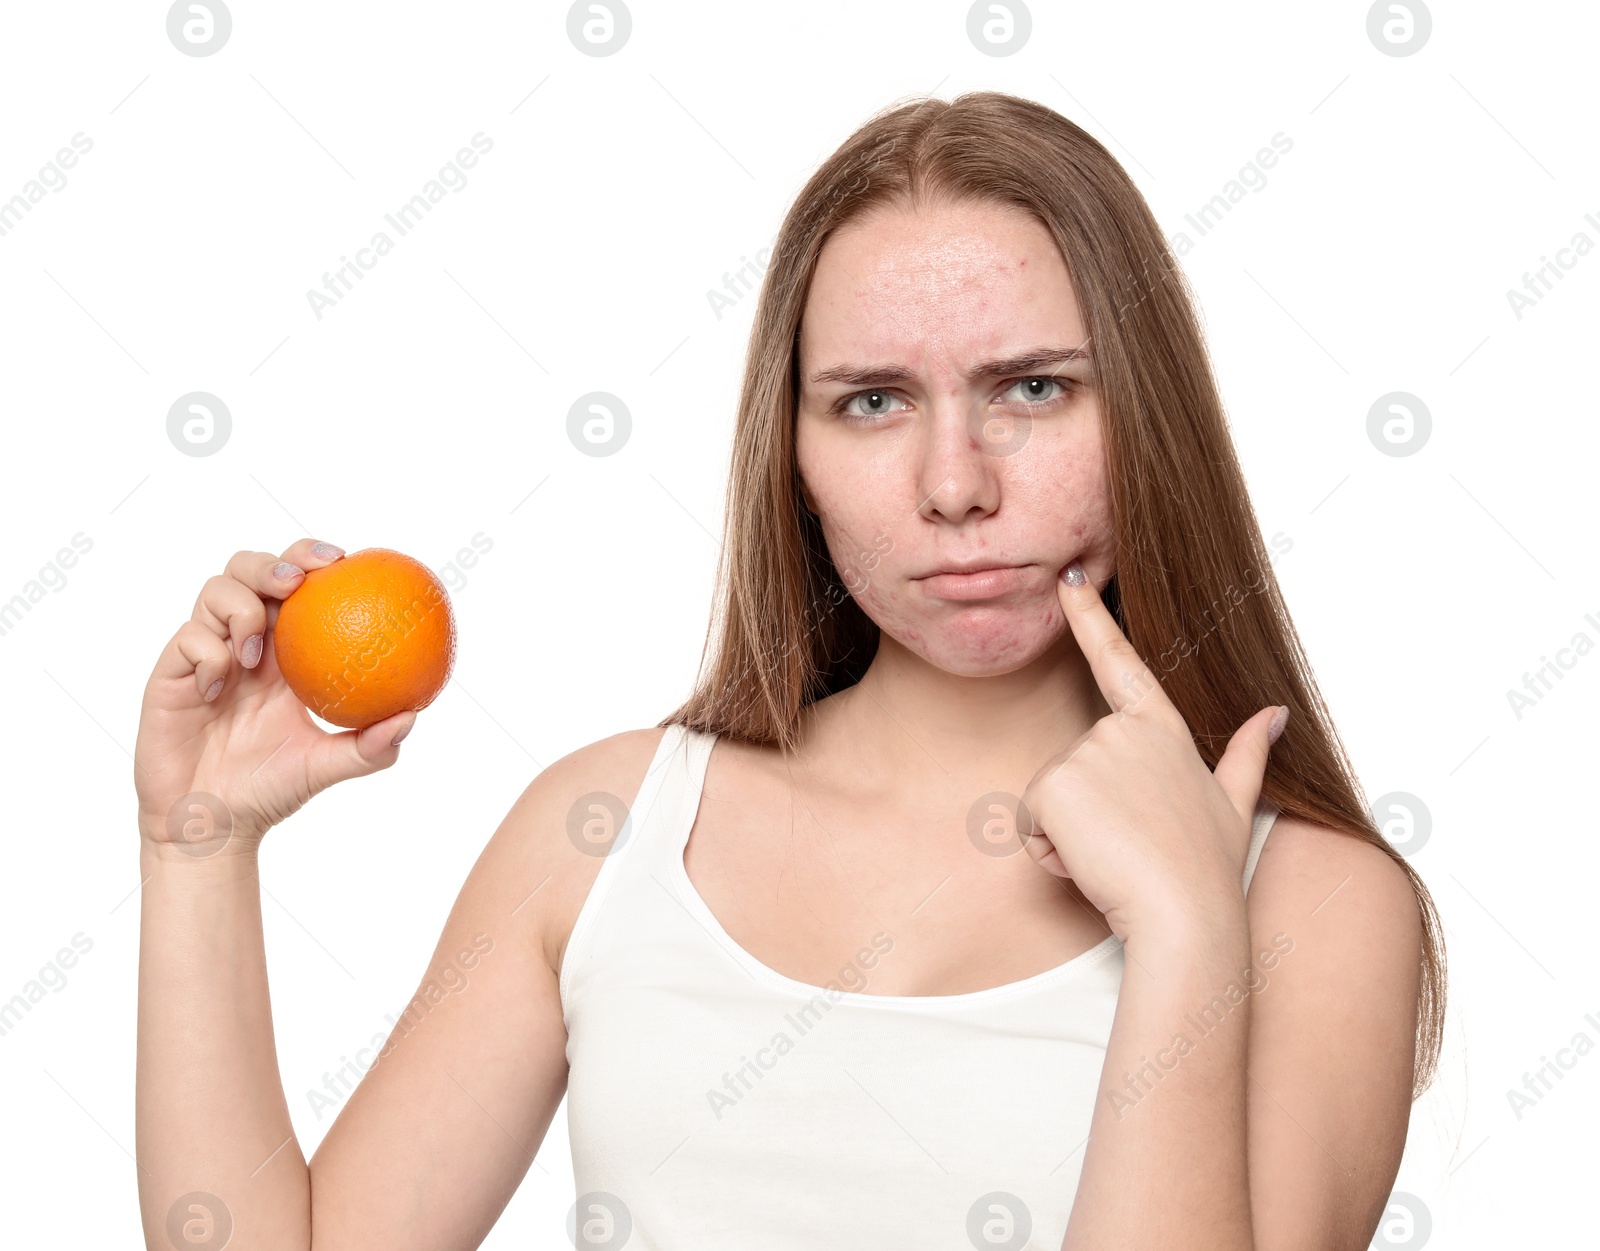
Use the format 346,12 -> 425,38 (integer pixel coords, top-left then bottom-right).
1019,560 -> 1288,945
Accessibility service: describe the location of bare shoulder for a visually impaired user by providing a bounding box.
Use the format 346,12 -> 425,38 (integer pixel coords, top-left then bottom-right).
302,726 -> 671,1243
495,725 -> 672,980
1249,812 -> 1422,946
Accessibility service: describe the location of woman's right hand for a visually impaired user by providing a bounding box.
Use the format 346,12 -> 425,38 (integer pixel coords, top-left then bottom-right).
134,539 -> 418,857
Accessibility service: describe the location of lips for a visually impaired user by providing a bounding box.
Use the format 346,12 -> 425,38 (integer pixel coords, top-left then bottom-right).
915,564 -> 1029,601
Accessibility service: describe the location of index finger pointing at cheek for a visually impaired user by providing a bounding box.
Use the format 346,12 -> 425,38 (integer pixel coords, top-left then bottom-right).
1056,559 -> 1164,716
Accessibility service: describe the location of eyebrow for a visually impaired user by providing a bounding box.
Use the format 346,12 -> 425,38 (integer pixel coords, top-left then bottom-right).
806,343 -> 1092,389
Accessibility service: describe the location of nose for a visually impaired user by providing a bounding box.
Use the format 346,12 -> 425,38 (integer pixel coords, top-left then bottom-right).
915,395 -> 1003,525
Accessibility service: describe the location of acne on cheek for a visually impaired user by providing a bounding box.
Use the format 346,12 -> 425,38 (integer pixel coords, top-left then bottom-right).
1063,486 -> 1116,565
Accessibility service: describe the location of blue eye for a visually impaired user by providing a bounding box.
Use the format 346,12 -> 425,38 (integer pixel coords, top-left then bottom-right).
839,390 -> 912,423
1005,377 -> 1071,405
831,377 -> 1075,425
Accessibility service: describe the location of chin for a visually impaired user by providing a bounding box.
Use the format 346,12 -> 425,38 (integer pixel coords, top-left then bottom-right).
899,608 -> 1059,675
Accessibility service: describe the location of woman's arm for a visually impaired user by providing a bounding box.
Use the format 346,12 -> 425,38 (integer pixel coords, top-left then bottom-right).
302,727 -> 663,1249
132,539 -> 668,1248
136,839 -> 312,1247
1061,888 -> 1256,1247
136,724 -> 663,1249
1026,564 -> 1422,1250
1058,817 -> 1421,1250
1240,818 -> 1421,1246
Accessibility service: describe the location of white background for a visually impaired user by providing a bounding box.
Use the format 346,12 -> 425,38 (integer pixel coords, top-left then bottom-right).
0,1 -> 1594,1246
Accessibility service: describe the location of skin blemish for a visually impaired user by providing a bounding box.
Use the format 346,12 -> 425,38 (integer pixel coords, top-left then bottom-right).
795,199 -> 1116,680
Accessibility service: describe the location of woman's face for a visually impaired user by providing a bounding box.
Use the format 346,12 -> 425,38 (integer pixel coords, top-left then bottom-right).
795,199 -> 1115,676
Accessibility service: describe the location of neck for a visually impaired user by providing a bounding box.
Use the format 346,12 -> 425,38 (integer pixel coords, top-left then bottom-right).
801,634 -> 1111,791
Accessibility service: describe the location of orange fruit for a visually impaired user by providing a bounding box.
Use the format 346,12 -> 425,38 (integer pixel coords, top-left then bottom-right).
272,548 -> 456,730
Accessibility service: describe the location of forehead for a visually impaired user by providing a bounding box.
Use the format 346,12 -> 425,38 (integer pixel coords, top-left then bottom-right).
798,200 -> 1086,376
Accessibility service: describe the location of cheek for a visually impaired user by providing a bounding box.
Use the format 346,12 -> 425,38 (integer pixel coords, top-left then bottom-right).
1014,436 -> 1116,563
820,510 -> 898,610
1073,470 -> 1117,563
840,553 -> 913,635
803,457 -> 896,585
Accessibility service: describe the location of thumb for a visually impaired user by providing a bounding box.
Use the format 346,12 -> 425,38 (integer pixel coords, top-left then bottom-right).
1212,704 -> 1288,824
304,710 -> 417,792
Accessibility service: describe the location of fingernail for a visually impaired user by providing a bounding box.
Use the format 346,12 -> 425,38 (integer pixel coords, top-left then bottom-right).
312,542 -> 344,560
274,562 -> 305,580
391,720 -> 413,747
1267,705 -> 1290,745
1059,560 -> 1087,587
204,677 -> 224,702
241,634 -> 263,667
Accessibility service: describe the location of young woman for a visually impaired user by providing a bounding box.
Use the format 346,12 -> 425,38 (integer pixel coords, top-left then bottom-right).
135,91 -> 1444,1249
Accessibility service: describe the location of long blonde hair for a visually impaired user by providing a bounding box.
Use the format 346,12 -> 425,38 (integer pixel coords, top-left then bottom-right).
662,90 -> 1445,1095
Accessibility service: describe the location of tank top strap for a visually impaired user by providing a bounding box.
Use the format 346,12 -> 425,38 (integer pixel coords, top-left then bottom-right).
559,722 -> 702,1018
617,721 -> 700,869
1241,800 -> 1281,896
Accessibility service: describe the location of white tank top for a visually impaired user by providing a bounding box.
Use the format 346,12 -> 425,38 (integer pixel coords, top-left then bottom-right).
559,722 -> 1279,1249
